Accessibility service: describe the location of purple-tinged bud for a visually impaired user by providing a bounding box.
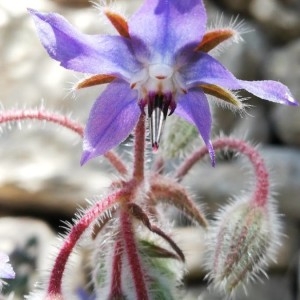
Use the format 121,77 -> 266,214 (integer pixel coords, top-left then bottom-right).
205,197 -> 282,296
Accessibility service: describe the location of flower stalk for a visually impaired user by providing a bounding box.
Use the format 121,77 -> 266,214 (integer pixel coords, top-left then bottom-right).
120,209 -> 149,300
0,0 -> 297,299
176,137 -> 269,207
47,190 -> 123,297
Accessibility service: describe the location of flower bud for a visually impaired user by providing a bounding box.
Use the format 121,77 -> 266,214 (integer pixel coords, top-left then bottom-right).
205,198 -> 281,296
160,116 -> 199,158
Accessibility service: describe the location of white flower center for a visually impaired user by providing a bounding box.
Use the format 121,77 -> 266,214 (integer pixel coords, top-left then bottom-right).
130,63 -> 187,151
130,63 -> 186,99
148,64 -> 173,80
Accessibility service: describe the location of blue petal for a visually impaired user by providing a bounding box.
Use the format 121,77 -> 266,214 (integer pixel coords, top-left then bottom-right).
129,0 -> 207,64
81,79 -> 140,164
0,252 -> 15,279
180,52 -> 240,89
181,52 -> 298,106
29,9 -> 141,80
175,89 -> 215,166
238,80 -> 298,106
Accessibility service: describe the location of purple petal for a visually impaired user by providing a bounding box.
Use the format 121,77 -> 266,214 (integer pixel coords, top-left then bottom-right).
81,79 -> 140,164
0,253 -> 15,280
175,89 -> 215,166
181,52 -> 240,89
29,9 -> 141,80
129,0 -> 206,64
238,80 -> 298,106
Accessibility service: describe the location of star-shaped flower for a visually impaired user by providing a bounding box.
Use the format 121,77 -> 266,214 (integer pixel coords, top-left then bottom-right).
29,0 -> 297,166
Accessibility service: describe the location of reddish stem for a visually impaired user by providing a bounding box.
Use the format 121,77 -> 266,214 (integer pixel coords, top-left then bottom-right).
0,109 -> 84,136
133,114 -> 145,182
120,209 -> 149,300
104,151 -> 128,176
0,109 -> 127,175
176,138 -> 269,207
47,189 -> 126,297
109,238 -> 123,298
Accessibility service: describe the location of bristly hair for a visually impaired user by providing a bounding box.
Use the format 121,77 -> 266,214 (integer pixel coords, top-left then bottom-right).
91,0 -> 128,24
206,13 -> 252,56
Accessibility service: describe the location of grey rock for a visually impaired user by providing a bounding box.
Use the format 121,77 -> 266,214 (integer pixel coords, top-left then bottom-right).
271,105 -> 300,147
264,39 -> 300,97
217,23 -> 269,81
185,273 -> 293,300
213,104 -> 271,144
233,107 -> 271,143
262,147 -> 300,220
183,146 -> 300,220
213,0 -> 253,13
265,40 -> 300,147
205,4 -> 268,82
249,0 -> 300,42
51,0 -> 91,7
0,126 -> 115,216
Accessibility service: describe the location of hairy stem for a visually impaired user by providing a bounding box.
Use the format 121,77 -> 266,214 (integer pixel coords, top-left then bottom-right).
0,109 -> 84,136
176,138 -> 269,207
108,238 -> 123,299
133,114 -> 145,182
0,109 -> 127,175
120,209 -> 149,300
47,190 -> 125,297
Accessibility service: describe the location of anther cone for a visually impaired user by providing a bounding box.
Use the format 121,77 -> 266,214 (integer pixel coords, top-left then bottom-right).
150,106 -> 166,151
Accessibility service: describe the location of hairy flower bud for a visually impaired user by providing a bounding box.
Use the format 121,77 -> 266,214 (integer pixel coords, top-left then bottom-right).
160,116 -> 199,158
205,198 -> 281,296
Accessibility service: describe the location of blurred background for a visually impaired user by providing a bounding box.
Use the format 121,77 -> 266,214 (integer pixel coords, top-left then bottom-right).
0,0 -> 299,299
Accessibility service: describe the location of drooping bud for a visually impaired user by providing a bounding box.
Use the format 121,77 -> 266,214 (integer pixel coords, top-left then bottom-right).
205,198 -> 281,296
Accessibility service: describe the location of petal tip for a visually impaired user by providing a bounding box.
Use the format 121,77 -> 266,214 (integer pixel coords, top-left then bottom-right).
286,94 -> 299,106
80,151 -> 91,166
27,8 -> 40,17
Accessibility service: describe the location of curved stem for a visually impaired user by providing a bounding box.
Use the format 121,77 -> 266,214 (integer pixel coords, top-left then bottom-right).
133,114 -> 145,182
0,109 -> 128,175
0,109 -> 84,136
175,138 -> 269,207
47,189 -> 126,297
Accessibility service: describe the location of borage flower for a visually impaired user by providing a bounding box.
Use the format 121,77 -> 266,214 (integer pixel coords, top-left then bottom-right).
29,0 -> 297,165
